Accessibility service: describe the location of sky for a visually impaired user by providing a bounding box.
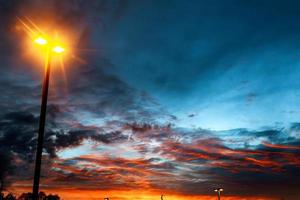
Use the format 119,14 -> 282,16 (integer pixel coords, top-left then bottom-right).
0,0 -> 300,199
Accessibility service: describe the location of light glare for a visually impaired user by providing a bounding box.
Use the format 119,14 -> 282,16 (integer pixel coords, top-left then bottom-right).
52,46 -> 65,54
34,37 -> 47,45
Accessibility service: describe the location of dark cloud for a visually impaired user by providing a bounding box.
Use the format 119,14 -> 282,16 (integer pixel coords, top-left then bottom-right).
45,129 -> 127,158
64,64 -> 166,123
0,110 -> 127,181
4,111 -> 38,124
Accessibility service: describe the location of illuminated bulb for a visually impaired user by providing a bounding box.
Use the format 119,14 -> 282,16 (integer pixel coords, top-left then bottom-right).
34,37 -> 47,45
52,46 -> 65,53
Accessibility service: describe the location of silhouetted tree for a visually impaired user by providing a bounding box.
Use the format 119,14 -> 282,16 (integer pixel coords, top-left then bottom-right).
0,192 -> 4,200
17,192 -> 32,200
17,192 -> 60,200
45,194 -> 59,200
39,192 -> 46,200
5,193 -> 16,200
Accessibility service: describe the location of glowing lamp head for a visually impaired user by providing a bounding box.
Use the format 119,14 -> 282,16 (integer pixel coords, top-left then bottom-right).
34,37 -> 48,45
52,46 -> 65,54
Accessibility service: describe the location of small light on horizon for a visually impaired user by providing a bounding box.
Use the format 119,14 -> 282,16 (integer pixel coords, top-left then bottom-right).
214,188 -> 224,192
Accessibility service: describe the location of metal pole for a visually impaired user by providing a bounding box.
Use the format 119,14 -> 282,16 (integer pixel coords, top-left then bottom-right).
32,49 -> 51,200
0,179 -> 3,199
217,191 -> 221,200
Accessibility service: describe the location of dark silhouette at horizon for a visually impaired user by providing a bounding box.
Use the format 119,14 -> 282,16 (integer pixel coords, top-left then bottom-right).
0,191 -> 60,200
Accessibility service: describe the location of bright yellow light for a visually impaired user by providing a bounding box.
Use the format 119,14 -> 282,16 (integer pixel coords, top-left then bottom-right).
52,46 -> 65,54
34,37 -> 47,45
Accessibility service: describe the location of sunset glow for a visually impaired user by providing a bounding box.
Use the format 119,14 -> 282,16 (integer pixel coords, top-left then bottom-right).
8,186 -> 277,200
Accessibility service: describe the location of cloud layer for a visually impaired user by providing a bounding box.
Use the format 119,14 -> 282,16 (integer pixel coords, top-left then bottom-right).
1,110 -> 300,199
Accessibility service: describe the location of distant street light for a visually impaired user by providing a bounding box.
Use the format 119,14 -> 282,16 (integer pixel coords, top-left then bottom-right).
32,35 -> 65,200
214,188 -> 224,200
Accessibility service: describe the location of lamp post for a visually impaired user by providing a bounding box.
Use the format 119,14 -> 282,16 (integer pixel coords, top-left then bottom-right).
32,36 -> 65,200
0,179 -> 3,196
214,188 -> 223,200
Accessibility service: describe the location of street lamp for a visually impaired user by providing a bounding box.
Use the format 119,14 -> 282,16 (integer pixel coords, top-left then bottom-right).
214,188 -> 224,200
32,35 -> 65,200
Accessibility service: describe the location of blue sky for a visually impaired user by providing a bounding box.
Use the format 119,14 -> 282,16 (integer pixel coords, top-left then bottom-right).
91,0 -> 300,130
